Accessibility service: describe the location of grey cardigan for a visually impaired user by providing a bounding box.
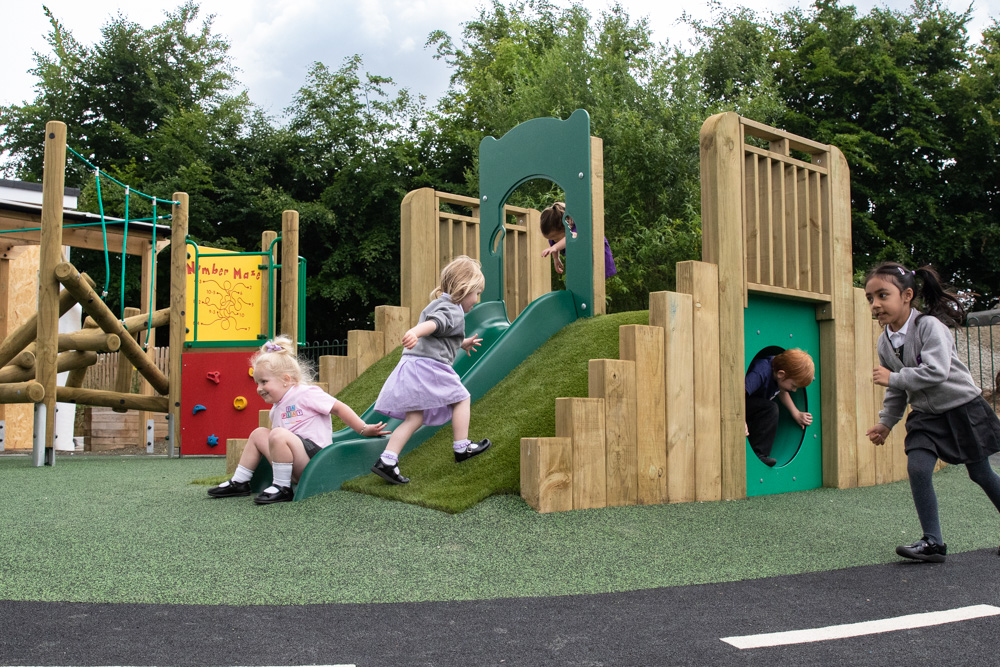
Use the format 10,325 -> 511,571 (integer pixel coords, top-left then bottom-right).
403,294 -> 465,366
877,312 -> 981,429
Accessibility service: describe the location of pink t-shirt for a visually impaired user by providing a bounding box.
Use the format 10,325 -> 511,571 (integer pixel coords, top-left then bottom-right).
268,384 -> 336,446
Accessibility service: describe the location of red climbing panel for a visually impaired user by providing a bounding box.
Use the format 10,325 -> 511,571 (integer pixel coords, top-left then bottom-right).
180,350 -> 269,455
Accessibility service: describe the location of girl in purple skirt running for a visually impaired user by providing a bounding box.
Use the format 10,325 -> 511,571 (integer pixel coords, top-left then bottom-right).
371,255 -> 492,484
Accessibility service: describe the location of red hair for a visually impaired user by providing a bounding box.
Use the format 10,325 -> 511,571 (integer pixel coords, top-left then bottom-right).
772,348 -> 814,386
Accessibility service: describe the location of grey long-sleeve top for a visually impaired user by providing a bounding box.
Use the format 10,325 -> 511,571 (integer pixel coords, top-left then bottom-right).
877,312 -> 981,429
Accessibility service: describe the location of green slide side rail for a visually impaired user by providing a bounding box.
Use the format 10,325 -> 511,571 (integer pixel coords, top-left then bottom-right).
259,290 -> 579,501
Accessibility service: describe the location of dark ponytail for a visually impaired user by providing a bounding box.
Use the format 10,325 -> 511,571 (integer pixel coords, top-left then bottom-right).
914,265 -> 965,326
865,261 -> 965,326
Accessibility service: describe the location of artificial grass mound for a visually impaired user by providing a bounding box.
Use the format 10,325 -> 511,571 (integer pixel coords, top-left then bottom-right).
342,310 -> 649,513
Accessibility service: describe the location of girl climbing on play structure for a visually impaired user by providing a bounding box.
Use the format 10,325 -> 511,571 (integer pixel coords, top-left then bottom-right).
865,262 -> 1000,562
539,202 -> 616,278
744,348 -> 814,467
208,335 -> 390,504
370,255 -> 492,484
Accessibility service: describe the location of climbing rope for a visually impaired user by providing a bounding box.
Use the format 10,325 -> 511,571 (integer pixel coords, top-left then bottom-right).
63,146 -> 178,334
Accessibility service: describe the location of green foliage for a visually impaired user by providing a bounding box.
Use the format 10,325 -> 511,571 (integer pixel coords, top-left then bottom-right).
430,1 -> 707,311
3,0 -> 998,338
764,0 -> 998,306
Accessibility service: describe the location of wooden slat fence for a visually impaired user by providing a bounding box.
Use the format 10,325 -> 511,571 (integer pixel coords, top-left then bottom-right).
83,348 -> 170,393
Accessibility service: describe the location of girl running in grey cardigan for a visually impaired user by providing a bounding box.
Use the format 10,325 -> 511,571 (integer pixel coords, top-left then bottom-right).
370,255 -> 492,484
865,262 -> 1000,562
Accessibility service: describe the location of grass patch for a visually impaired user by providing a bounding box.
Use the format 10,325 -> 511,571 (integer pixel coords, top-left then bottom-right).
190,474 -> 229,486
342,310 -> 649,513
329,345 -> 403,430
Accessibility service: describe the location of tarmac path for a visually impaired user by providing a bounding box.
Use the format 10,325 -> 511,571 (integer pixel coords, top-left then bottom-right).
3,548 -> 998,666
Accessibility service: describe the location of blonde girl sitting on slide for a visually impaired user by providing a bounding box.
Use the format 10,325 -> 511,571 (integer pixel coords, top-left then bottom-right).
208,335 -> 390,504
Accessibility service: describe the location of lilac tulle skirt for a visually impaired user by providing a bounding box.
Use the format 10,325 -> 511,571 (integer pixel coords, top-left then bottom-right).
374,356 -> 470,426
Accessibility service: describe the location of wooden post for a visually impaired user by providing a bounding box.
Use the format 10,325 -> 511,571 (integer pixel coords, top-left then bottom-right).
112,307 -> 140,413
261,230 -> 277,339
620,325 -> 667,505
375,305 -> 409,354
589,359 -> 637,506
319,356 -> 357,396
53,263 -> 169,394
817,147 -> 858,489
0,350 -> 96,383
0,382 -> 45,403
168,193 -> 189,456
280,210 -> 299,345
590,136 -> 606,315
677,261 -> 722,501
400,188 -> 438,328
348,330 -> 384,377
556,397 -> 606,510
0,278 -> 92,369
652,292 -> 696,503
139,239 -> 157,445
525,208 -> 549,305
226,438 -> 248,476
520,437 -> 573,513
699,112 -> 747,501
56,386 -> 169,412
36,120 -> 68,461
853,288 -> 877,487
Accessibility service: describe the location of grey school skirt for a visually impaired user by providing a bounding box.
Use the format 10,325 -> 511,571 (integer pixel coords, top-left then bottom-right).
904,396 -> 1000,464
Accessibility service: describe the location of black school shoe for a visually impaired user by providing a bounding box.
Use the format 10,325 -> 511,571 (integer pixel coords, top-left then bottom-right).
455,438 -> 492,463
207,479 -> 252,498
896,537 -> 947,563
371,459 -> 410,484
253,485 -> 293,505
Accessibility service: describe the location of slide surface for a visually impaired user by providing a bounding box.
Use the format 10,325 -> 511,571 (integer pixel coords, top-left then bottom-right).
279,290 -> 580,501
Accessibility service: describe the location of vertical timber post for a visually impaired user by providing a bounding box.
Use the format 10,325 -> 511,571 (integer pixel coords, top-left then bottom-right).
261,230 -> 277,340
699,112 -> 747,500
35,120 -> 67,466
168,192 -> 188,457
281,210 -> 299,347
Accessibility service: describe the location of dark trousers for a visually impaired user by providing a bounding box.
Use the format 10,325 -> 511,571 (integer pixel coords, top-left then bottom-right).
746,394 -> 778,458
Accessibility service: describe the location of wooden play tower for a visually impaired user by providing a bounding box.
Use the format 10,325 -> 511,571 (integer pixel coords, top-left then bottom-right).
2,121 -> 302,465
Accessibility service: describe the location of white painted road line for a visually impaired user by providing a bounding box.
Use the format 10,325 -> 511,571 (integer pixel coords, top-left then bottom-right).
722,604 -> 1000,650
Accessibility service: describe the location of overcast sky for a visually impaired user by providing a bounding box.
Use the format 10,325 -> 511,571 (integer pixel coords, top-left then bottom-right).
2,0 -> 996,117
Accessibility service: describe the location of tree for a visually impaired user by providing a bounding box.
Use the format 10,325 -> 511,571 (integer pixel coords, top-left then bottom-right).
429,1 -> 706,310
278,56 -> 428,336
771,0 -> 996,305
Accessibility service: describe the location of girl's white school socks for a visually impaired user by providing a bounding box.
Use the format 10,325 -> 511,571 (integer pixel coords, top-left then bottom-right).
453,439 -> 471,453
379,450 -> 398,466
218,464 -> 253,488
270,462 -> 293,490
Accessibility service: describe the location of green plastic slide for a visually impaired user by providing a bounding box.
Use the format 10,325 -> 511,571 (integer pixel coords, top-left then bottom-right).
254,290 -> 579,501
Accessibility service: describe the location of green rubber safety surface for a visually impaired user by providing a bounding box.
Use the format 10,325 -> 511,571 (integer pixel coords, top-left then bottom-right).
2,453 -> 998,606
